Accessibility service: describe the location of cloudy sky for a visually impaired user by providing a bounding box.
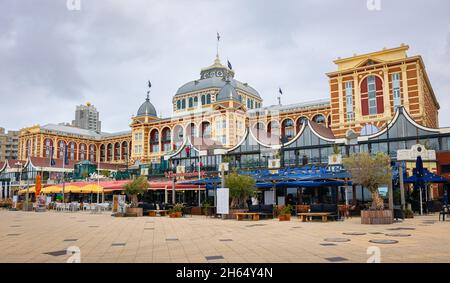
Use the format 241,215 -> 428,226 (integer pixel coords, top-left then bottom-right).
1,0 -> 450,133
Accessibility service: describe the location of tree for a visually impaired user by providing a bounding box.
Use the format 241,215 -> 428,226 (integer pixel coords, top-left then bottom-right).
343,152 -> 392,210
225,172 -> 256,209
123,176 -> 148,207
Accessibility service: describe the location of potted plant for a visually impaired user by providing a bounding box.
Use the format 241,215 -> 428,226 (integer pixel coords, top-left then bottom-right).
201,201 -> 211,216
169,203 -> 183,218
123,176 -> 148,217
404,208 -> 414,219
343,152 -> 393,224
278,205 -> 292,221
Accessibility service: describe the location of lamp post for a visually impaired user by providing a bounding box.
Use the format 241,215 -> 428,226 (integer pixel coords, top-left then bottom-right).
97,161 -> 100,204
15,162 -> 24,208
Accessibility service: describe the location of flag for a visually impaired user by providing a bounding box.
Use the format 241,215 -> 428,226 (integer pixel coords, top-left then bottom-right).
217,32 -> 220,41
279,88 -> 283,95
64,143 -> 69,166
227,60 -> 232,70
148,80 -> 152,89
49,146 -> 56,167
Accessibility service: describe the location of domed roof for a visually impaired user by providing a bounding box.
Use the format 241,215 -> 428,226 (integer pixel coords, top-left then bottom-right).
216,81 -> 241,102
174,56 -> 260,98
137,95 -> 157,117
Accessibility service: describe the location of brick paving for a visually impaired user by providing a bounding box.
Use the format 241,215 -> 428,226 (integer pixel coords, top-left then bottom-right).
1,210 -> 449,263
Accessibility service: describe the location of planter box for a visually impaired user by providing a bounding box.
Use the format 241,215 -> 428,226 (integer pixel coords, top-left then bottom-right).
126,207 -> 143,217
169,212 -> 183,218
191,207 -> 203,215
361,210 -> 393,225
279,214 -> 291,221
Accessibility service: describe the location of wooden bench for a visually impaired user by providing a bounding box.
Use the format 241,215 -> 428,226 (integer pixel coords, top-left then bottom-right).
298,212 -> 331,222
149,210 -> 169,217
235,212 -> 260,221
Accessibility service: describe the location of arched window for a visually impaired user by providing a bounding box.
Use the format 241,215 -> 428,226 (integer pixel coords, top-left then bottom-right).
43,138 -> 53,158
187,123 -> 197,138
193,96 -> 198,107
267,121 -> 280,136
114,142 -> 120,160
68,142 -> 77,161
100,144 -> 106,162
121,142 -> 128,160
107,143 -> 113,161
79,143 -> 87,161
361,75 -> 384,116
89,145 -> 96,162
201,95 -> 206,105
313,114 -> 326,125
296,117 -> 308,134
57,140 -> 66,159
188,97 -> 193,108
150,129 -> 159,153
173,125 -> 184,150
176,100 -> 181,110
360,124 -> 380,136
281,119 -> 295,140
162,128 -> 172,152
206,94 -> 211,104
200,121 -> 211,139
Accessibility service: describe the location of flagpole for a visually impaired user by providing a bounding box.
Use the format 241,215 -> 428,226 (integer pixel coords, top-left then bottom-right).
62,144 -> 65,204
97,161 -> 100,205
216,32 -> 220,58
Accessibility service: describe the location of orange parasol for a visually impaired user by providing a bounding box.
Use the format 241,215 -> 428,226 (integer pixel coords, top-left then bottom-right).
35,175 -> 42,195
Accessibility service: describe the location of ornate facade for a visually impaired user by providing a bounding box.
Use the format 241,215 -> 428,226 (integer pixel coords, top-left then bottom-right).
18,124 -> 131,165
18,45 -> 441,168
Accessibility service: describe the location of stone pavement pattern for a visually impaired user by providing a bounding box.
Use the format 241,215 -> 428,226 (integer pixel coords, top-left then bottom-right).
1,210 -> 449,263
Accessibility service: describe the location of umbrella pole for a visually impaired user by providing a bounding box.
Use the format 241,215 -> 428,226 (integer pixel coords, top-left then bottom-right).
419,186 -> 423,216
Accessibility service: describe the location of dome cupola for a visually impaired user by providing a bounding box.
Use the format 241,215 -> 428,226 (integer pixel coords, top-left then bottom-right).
137,94 -> 157,117
216,80 -> 241,102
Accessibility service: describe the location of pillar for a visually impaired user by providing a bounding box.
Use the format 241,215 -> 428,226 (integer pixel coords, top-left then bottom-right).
401,64 -> 410,112
416,63 -> 425,116
337,75 -> 344,126
8,182 -> 12,199
353,73 -> 361,123
382,67 -> 391,118
0,182 -> 3,200
399,164 -> 406,210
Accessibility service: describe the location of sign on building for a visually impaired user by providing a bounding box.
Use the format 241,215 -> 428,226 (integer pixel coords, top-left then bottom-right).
397,144 -> 436,161
328,154 -> 343,165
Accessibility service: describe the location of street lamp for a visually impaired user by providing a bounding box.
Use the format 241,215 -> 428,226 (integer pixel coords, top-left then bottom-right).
15,162 -> 26,209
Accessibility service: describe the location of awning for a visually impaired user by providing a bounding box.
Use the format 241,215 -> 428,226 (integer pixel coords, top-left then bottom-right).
18,187 -> 36,195
41,186 -> 62,194
275,180 -> 346,188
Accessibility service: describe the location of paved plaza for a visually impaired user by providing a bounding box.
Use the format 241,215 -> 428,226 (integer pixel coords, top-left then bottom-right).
1,210 -> 449,263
